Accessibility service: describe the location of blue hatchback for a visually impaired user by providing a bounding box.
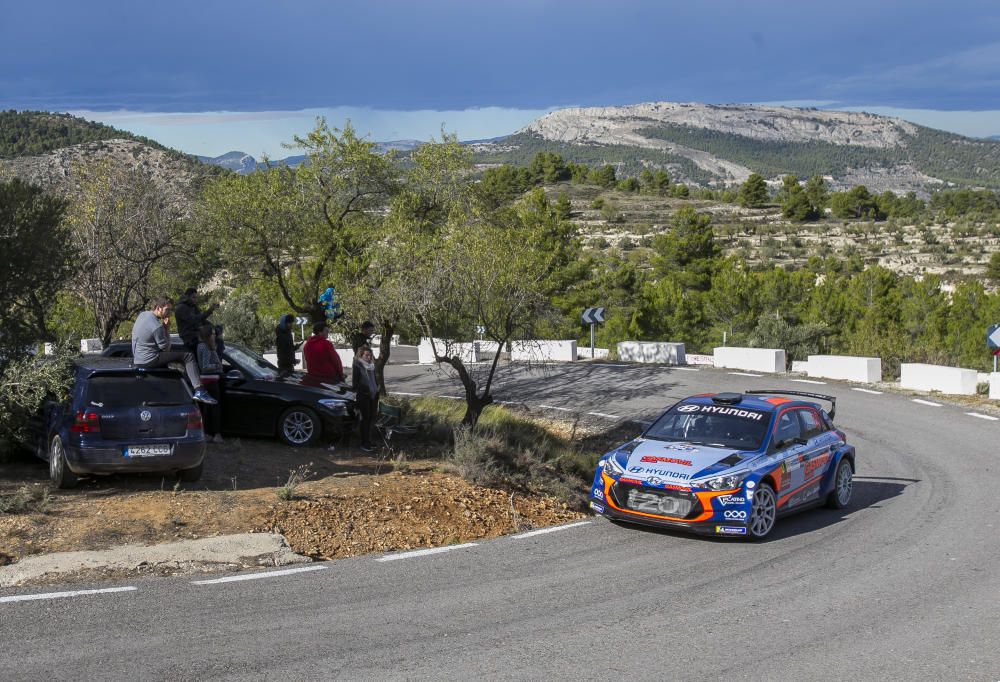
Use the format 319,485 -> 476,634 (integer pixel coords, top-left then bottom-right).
33,357 -> 206,488
589,390 -> 856,540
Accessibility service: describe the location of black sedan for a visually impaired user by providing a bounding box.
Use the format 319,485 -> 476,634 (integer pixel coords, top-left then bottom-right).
102,340 -> 356,446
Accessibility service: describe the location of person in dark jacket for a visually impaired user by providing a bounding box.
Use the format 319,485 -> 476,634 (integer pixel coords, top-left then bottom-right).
350,321 -> 376,353
174,288 -> 218,353
352,345 -> 379,453
302,321 -> 344,385
275,314 -> 302,377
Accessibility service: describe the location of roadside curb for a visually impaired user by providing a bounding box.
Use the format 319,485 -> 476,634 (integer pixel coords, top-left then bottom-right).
0,533 -> 310,588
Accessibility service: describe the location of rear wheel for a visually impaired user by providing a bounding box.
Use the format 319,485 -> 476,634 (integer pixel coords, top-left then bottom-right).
278,406 -> 321,447
49,435 -> 78,489
747,483 -> 776,540
825,458 -> 854,509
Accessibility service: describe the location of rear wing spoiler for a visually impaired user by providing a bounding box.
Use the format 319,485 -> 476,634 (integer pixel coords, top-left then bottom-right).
744,389 -> 837,420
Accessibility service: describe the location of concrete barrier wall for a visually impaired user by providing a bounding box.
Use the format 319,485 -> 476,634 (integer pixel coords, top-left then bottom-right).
713,347 -> 786,373
989,373 -> 1000,400
900,363 -> 978,395
418,338 -> 499,364
791,360 -> 809,373
374,344 -> 418,364
807,355 -> 882,383
511,340 -> 578,362
687,353 -> 714,366
617,341 -> 686,365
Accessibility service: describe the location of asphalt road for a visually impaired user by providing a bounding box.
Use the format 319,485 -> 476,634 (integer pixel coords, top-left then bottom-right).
2,363 -> 999,680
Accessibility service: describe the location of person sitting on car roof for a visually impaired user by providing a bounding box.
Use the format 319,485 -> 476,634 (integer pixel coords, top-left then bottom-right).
132,296 -> 217,405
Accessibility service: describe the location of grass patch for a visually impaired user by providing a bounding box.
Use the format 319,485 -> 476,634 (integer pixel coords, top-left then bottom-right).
276,463 -> 314,501
0,486 -> 51,514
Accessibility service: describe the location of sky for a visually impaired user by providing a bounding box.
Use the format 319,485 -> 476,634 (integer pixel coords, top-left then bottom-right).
3,0 -> 999,157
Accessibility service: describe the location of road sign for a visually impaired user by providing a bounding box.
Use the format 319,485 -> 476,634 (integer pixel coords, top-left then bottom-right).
988,324 -> 1000,351
295,316 -> 310,326
581,307 -> 605,325
475,325 -> 485,334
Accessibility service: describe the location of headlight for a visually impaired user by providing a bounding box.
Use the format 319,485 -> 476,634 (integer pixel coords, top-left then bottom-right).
318,398 -> 348,414
694,471 -> 747,491
601,456 -> 624,478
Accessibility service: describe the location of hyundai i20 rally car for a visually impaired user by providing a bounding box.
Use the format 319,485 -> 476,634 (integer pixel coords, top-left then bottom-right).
589,390 -> 855,540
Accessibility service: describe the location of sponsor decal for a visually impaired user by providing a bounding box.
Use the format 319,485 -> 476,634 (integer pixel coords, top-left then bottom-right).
745,480 -> 756,489
723,510 -> 748,520
715,525 -> 747,535
619,477 -> 644,485
628,466 -> 691,480
676,404 -> 765,421
804,454 -> 830,478
640,455 -> 693,467
592,488 -> 604,501
747,491 -> 754,500
665,443 -> 698,453
718,495 -> 746,506
590,501 -> 605,513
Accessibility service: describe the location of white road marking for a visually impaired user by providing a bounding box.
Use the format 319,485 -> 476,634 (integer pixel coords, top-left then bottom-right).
376,543 -> 479,562
966,412 -> 999,421
672,367 -> 700,372
587,412 -> 622,420
191,565 -> 329,585
512,521 -> 592,539
0,586 -> 137,604
852,387 -> 883,395
392,392 -> 422,397
912,399 -> 942,407
538,404 -> 573,412
791,379 -> 827,385
728,372 -> 762,377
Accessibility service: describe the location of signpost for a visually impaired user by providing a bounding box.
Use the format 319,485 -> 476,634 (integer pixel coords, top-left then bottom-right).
581,307 -> 606,358
988,323 -> 1000,372
296,316 -> 309,342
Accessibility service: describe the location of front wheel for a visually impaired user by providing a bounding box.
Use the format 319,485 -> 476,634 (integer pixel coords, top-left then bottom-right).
278,406 -> 321,447
49,435 -> 78,489
826,458 -> 854,509
747,482 -> 776,540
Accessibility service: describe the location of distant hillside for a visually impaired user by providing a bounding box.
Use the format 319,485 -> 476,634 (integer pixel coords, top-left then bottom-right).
199,140 -> 422,175
472,102 -> 1000,193
0,110 -> 172,159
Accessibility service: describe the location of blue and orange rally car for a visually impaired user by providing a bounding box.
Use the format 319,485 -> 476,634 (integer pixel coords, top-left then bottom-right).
589,390 -> 855,540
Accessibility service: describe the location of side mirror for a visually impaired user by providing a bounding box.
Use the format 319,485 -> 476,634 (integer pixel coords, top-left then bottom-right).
225,369 -> 245,382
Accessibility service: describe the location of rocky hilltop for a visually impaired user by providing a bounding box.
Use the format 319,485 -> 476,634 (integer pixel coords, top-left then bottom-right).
475,101 -> 1000,193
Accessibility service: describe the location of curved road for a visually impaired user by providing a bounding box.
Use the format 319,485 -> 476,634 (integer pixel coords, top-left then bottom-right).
2,364 -> 998,680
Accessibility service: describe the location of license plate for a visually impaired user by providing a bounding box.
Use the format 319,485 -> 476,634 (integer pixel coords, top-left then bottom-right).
125,444 -> 172,457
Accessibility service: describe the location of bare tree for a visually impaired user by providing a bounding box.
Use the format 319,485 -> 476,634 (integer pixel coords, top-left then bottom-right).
66,160 -> 184,345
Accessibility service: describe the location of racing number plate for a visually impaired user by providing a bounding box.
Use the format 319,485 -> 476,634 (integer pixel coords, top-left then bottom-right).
125,444 -> 172,457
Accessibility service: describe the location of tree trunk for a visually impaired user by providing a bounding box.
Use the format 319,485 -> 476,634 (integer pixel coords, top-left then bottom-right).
374,321 -> 393,396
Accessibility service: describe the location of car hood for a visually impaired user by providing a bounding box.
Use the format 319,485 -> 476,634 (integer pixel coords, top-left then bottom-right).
276,373 -> 356,401
617,438 -> 745,486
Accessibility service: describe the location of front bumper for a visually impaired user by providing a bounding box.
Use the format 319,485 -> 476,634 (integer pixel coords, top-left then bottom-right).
590,500 -> 747,536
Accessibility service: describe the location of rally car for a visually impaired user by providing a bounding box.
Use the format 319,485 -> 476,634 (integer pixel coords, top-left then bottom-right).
589,390 -> 855,540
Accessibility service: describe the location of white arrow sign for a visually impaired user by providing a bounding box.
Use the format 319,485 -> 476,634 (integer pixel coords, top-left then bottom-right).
988,324 -> 1000,350
295,316 -> 310,326
581,307 -> 605,325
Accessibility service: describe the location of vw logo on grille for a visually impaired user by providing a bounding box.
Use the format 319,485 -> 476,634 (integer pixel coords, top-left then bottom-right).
677,404 -> 700,413
140,410 -> 152,422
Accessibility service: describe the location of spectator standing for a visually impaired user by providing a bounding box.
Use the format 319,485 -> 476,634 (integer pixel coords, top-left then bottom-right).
175,288 -> 218,353
350,320 -> 376,353
302,321 -> 344,385
132,297 -> 216,404
196,324 -> 224,443
275,314 -> 302,377
352,345 -> 379,453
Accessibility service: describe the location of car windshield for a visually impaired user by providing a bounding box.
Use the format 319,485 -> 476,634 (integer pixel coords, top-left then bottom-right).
645,403 -> 771,450
85,375 -> 191,407
224,345 -> 278,381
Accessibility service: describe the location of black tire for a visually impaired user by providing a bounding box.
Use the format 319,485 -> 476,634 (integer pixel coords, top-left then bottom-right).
278,406 -> 322,447
825,458 -> 854,509
747,482 -> 777,540
178,462 -> 203,483
49,435 -> 78,489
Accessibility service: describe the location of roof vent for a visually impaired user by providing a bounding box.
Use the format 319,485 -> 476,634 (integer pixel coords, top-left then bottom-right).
711,392 -> 743,405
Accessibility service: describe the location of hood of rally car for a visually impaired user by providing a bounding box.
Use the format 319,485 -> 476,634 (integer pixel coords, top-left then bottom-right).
617,439 -> 745,486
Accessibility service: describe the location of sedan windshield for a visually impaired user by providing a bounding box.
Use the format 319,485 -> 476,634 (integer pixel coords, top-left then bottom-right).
225,345 -> 278,381
645,403 -> 771,450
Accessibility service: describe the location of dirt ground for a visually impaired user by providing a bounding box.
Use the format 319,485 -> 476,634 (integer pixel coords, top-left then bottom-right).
0,437 -> 586,570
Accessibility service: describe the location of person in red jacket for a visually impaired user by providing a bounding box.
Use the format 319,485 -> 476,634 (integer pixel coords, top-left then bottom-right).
302,321 -> 345,385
